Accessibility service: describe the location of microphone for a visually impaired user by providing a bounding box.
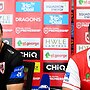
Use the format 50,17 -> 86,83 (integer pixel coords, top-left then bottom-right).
38,74 -> 50,90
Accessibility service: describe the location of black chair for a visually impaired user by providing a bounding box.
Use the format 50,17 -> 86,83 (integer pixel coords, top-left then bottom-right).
23,61 -> 35,90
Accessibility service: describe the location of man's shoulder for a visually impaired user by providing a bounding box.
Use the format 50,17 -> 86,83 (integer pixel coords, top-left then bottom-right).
4,43 -> 20,56
74,48 -> 89,56
71,48 -> 89,62
71,49 -> 87,60
3,43 -> 23,66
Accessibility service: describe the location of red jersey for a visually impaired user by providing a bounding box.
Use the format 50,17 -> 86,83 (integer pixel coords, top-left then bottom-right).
62,48 -> 90,90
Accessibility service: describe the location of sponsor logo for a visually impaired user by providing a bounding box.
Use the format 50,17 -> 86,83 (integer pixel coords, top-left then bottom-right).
3,38 -> 12,46
14,66 -> 24,72
76,22 -> 90,29
33,77 -> 40,80
85,32 -> 90,43
43,62 -> 67,72
43,50 -> 68,60
64,72 -> 70,82
77,9 -> 90,19
34,62 -> 40,73
15,27 -> 41,34
15,38 -> 40,48
16,2 -> 41,12
76,44 -> 90,53
86,73 -> 90,79
10,66 -> 24,79
0,14 -> 13,25
50,75 -> 64,81
0,2 -> 4,12
20,50 -> 40,60
44,1 -> 69,12
43,27 -> 68,34
79,0 -> 85,5
15,17 -> 41,22
3,29 -> 13,33
44,14 -> 68,25
0,62 -> 5,74
43,38 -> 68,48
77,0 -> 90,6
65,72 -> 70,78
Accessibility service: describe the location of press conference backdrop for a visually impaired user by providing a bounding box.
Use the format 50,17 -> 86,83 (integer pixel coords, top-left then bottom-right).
0,0 -> 71,89
74,0 -> 90,53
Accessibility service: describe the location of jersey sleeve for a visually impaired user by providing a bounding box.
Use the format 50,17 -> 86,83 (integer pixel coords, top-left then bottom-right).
7,51 -> 24,84
62,58 -> 80,90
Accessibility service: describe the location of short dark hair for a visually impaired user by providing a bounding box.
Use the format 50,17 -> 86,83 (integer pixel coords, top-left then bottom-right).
0,23 -> 3,33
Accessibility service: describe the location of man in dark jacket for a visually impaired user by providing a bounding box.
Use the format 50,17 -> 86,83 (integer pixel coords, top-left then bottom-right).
0,23 -> 24,90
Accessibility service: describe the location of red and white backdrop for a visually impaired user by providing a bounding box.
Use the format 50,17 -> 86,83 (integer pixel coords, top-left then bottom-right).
74,0 -> 90,54
0,0 -> 71,89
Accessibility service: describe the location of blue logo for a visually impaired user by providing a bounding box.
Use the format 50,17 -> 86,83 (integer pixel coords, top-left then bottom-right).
44,14 -> 68,25
10,66 -> 24,79
16,2 -> 41,12
65,72 -> 70,79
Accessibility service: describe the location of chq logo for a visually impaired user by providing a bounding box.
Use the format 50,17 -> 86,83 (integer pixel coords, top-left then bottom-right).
43,62 -> 67,72
20,50 -> 40,60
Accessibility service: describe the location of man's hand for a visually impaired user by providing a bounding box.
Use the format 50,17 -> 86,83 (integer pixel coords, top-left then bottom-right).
6,83 -> 24,90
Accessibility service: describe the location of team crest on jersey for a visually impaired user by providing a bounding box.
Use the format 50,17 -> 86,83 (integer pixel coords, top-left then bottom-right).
86,73 -> 90,79
0,62 -> 5,74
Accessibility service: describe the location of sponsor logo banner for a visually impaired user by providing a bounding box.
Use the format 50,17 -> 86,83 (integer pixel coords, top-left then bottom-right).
0,14 -> 13,25
44,14 -> 68,25
15,16 -> 41,22
43,38 -> 68,48
44,1 -> 69,12
16,2 -> 41,12
34,62 -> 40,73
76,44 -> 90,53
15,38 -> 40,48
77,0 -> 90,7
43,50 -> 68,60
20,50 -> 40,60
50,75 -> 64,81
77,9 -> 90,20
43,27 -> 69,34
76,22 -> 90,29
15,27 -> 41,34
43,62 -> 67,72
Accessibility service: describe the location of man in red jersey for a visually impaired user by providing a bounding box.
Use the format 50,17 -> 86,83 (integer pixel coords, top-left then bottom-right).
62,25 -> 90,90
